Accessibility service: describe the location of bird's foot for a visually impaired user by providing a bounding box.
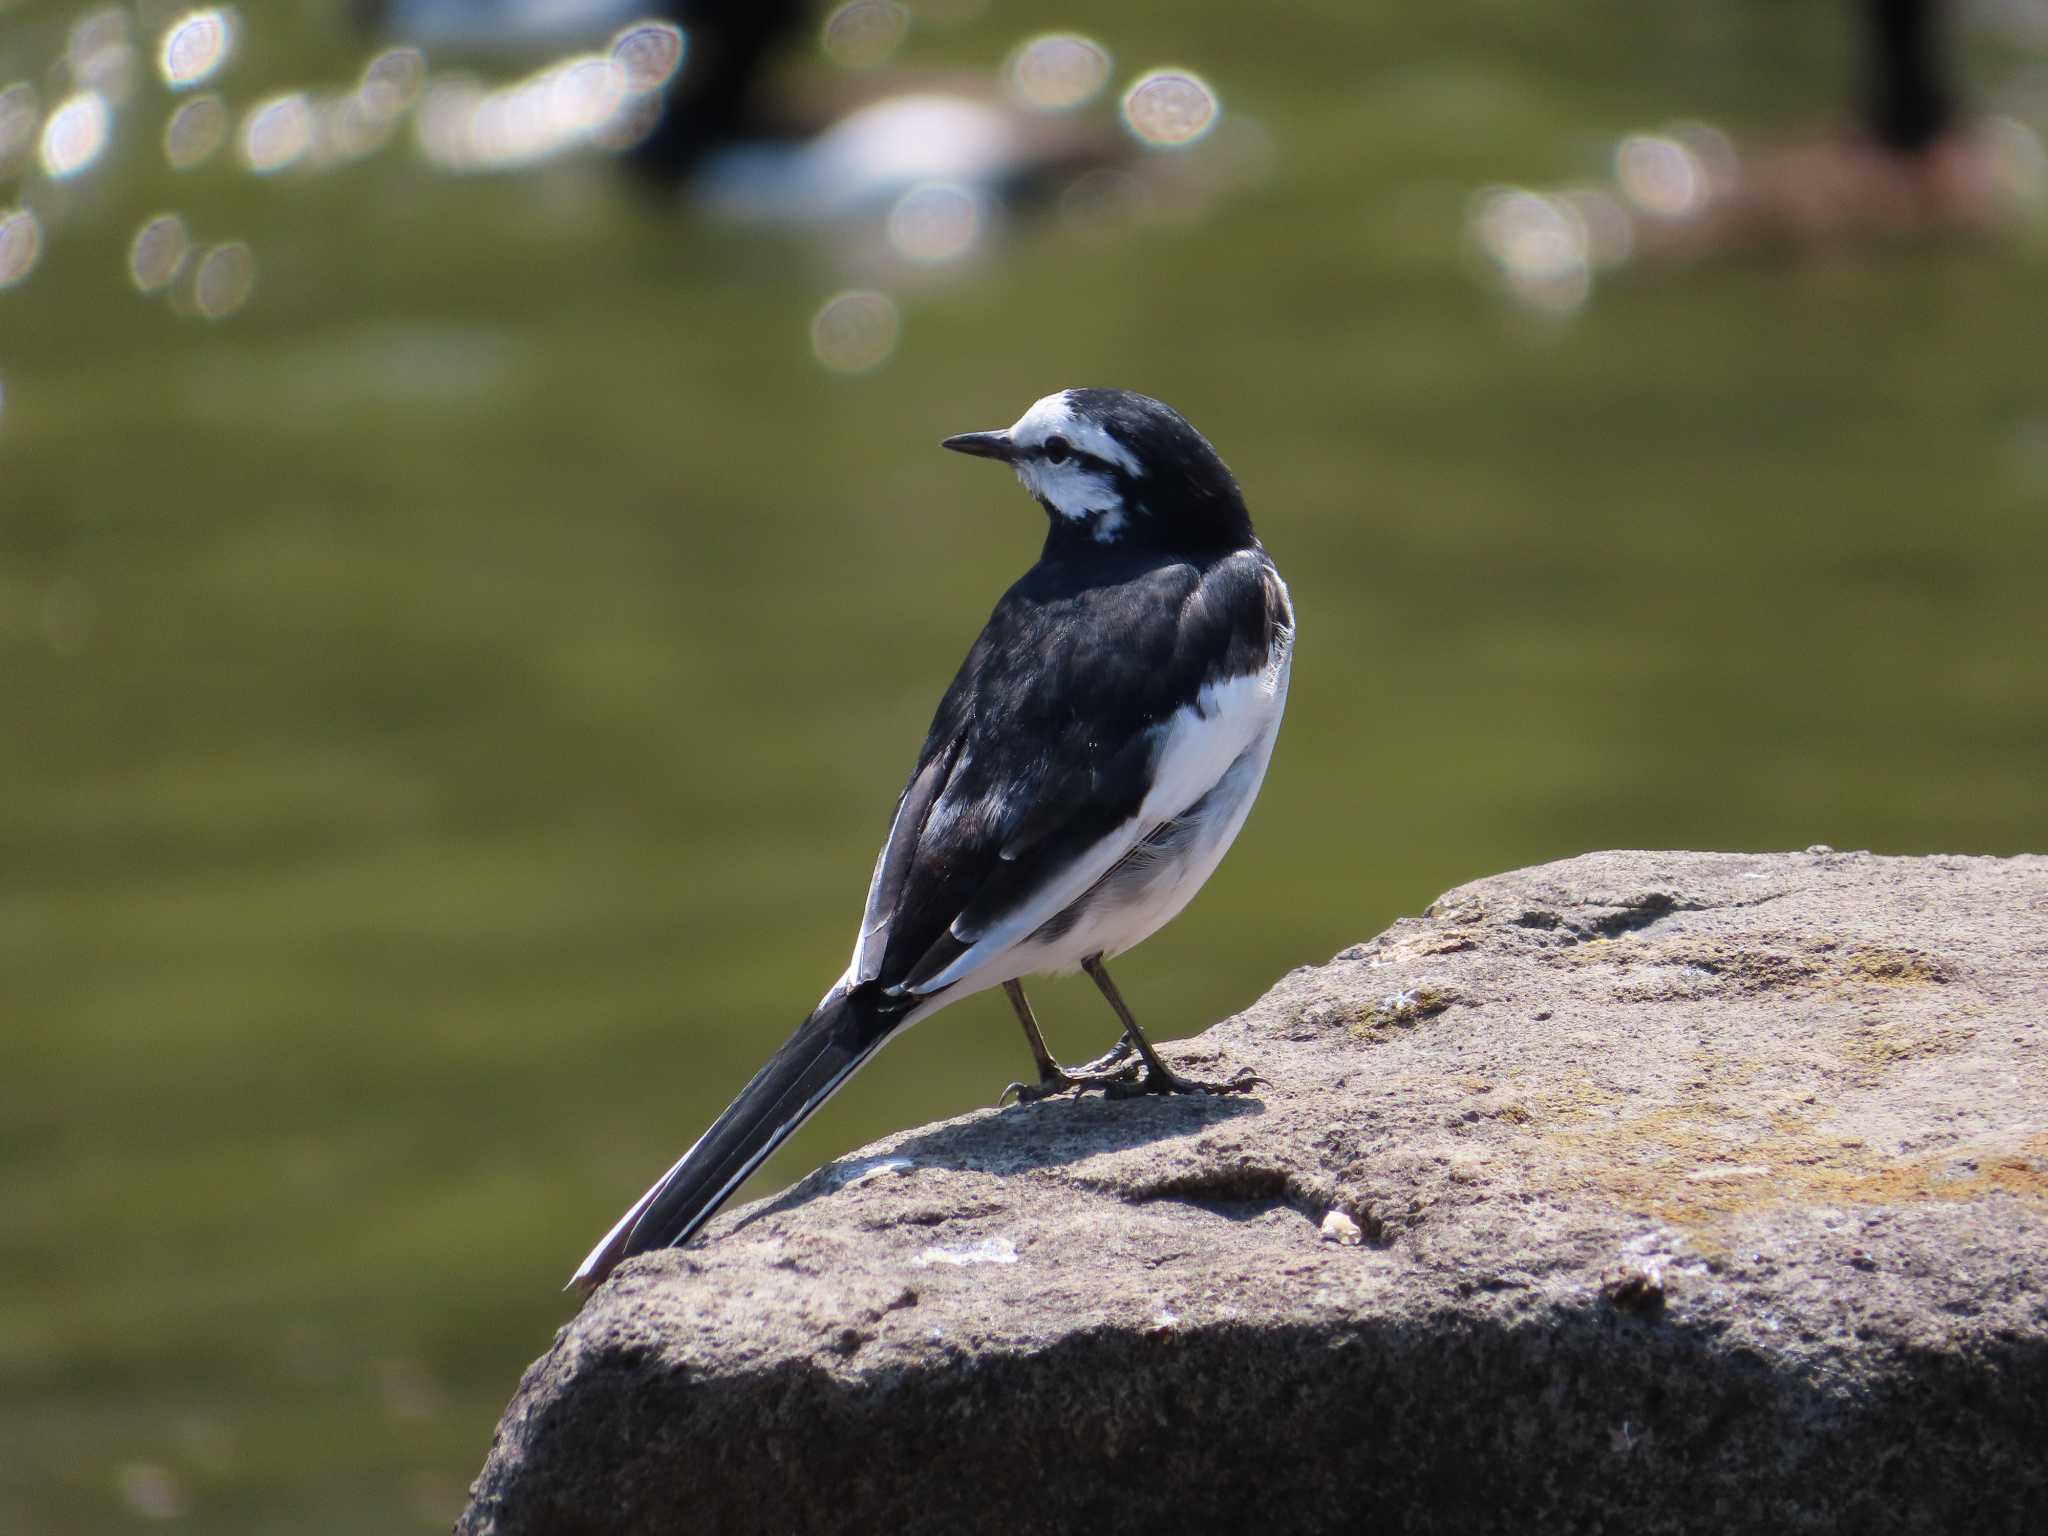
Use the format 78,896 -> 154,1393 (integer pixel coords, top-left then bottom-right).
1108,1061 -> 1266,1098
1070,1039 -> 1136,1078
998,1059 -> 1143,1106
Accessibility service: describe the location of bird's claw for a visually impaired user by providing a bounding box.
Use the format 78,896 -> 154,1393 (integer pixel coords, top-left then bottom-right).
997,1060 -> 1144,1106
1108,1064 -> 1266,1099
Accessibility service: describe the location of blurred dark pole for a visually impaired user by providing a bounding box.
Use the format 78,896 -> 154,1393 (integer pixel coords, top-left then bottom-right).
627,0 -> 809,184
1861,0 -> 1955,153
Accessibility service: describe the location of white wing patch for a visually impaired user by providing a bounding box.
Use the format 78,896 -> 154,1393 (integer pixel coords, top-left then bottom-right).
1138,669 -> 1279,826
849,797 -> 912,984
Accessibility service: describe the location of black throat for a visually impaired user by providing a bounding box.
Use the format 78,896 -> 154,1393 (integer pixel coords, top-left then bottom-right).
1033,469 -> 1256,563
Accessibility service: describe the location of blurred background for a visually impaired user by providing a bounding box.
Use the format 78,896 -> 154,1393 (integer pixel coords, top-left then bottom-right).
3,0 -> 2045,1527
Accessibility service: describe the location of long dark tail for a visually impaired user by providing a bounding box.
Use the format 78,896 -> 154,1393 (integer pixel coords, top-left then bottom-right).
570,985 -> 903,1292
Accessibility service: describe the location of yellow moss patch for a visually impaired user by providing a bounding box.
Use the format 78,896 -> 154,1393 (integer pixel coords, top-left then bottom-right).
1345,984 -> 1461,1040
1845,946 -> 1952,986
1834,1016 -> 1978,1072
1529,1103 -> 2047,1255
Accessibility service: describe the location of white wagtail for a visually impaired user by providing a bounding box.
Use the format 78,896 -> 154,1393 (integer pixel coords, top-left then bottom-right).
572,388 -> 1294,1291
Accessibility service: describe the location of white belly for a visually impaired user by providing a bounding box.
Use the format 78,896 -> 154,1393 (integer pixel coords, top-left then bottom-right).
1007,636 -> 1292,979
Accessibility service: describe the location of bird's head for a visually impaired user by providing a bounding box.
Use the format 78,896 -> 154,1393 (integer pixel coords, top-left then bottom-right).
942,389 -> 1254,554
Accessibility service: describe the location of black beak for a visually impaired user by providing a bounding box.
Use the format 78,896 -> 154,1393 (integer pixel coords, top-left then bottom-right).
940,430 -> 1015,462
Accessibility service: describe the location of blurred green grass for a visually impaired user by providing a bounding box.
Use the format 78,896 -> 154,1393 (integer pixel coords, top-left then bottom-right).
3,0 -> 2045,1528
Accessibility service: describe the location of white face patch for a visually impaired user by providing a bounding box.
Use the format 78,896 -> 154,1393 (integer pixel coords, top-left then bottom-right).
1004,391 -> 1139,541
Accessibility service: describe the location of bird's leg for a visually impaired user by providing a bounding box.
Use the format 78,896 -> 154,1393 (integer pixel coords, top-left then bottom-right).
998,980 -> 1142,1105
1003,980 -> 1063,1094
1081,956 -> 1264,1097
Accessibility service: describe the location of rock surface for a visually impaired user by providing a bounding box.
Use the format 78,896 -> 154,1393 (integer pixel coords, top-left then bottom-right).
460,851 -> 2048,1535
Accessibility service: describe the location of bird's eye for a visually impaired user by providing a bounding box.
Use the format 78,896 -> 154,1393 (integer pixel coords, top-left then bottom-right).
1043,435 -> 1072,464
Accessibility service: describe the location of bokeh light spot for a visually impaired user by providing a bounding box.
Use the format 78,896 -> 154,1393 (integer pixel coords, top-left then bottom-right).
315,93 -> 389,165
165,93 -> 228,169
129,214 -> 191,293
416,53 -> 640,173
0,208 -> 42,290
1469,186 -> 1590,315
811,290 -> 899,373
160,9 -> 234,91
39,92 -> 112,180
886,181 -> 983,263
240,94 -> 313,174
547,57 -> 628,135
1614,133 -> 1704,219
1121,69 -> 1219,148
361,48 -> 427,117
191,241 -> 255,318
612,21 -> 686,95
416,78 -> 485,169
1004,34 -> 1111,113
822,2 -> 909,71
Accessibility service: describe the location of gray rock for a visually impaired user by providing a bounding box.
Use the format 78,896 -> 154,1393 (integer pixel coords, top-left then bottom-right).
460,851 -> 2048,1535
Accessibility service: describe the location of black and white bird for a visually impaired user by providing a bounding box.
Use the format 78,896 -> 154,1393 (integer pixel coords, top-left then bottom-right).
572,388 -> 1294,1291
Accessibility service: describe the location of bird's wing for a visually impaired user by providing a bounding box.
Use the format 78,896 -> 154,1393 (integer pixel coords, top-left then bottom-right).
849,548 -> 1284,999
